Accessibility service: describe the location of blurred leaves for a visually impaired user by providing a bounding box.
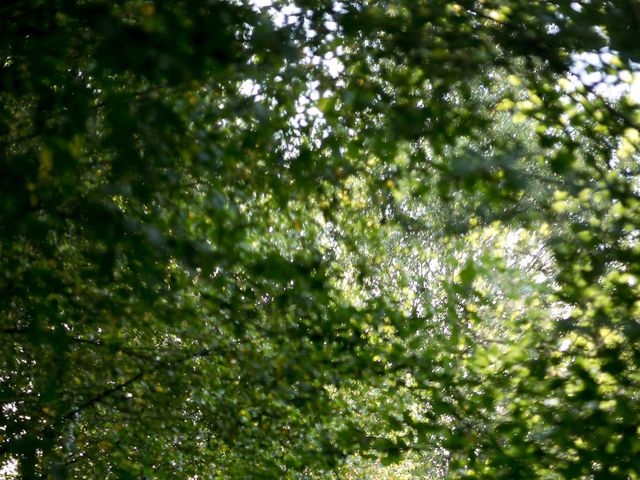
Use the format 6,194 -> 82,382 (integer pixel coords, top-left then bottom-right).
2,0 -> 640,479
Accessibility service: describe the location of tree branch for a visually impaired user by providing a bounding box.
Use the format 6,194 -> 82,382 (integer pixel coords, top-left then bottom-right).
61,371 -> 145,422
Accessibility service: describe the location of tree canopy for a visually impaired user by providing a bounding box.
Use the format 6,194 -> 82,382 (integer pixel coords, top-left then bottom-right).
2,0 -> 640,478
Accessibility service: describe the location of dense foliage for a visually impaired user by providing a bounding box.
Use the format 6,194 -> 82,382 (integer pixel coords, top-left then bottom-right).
2,0 -> 640,478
